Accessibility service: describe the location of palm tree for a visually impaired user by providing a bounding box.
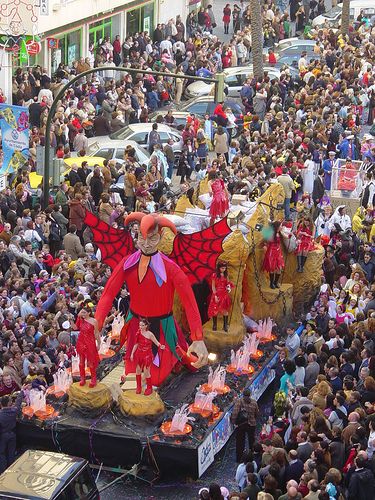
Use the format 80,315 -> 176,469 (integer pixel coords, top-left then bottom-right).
341,0 -> 350,35
250,0 -> 264,80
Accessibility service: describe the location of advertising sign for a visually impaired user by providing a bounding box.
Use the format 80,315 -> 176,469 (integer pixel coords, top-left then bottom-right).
198,433 -> 214,477
212,410 -> 233,455
0,104 -> 29,175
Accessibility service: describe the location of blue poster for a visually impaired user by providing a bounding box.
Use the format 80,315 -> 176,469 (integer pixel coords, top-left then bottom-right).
0,104 -> 29,175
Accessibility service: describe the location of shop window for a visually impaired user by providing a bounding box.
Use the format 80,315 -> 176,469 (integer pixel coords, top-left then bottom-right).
126,2 -> 154,36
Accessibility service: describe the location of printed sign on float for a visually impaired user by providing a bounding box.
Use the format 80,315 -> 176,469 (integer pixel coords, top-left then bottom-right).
0,104 -> 29,175
212,410 -> 233,455
198,433 -> 214,477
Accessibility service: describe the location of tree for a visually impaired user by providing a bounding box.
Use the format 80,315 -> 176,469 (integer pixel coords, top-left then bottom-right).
341,0 -> 350,35
250,0 -> 264,80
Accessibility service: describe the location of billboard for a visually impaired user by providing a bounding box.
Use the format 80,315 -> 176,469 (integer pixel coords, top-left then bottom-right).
0,104 -> 29,175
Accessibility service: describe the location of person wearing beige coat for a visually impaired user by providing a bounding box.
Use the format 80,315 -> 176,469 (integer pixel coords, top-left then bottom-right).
213,126 -> 229,163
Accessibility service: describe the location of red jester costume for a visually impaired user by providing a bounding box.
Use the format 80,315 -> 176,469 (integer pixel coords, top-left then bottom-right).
88,211 -> 231,387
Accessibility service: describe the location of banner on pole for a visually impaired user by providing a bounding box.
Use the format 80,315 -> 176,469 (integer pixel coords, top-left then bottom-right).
0,104 -> 29,175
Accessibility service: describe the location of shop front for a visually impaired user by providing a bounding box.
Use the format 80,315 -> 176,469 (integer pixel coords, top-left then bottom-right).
126,1 -> 154,35
51,29 -> 82,73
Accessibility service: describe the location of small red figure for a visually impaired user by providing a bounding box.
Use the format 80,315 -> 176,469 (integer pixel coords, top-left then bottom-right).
337,158 -> 357,191
296,216 -> 314,273
208,171 -> 229,225
208,261 -> 234,332
130,318 -> 165,396
75,308 -> 100,388
262,221 -> 285,289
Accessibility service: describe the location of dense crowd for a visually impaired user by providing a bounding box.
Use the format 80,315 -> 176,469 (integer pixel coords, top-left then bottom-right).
0,1 -> 375,498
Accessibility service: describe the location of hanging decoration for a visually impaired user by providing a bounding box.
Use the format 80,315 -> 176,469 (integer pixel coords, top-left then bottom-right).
25,39 -> 41,55
47,38 -> 59,49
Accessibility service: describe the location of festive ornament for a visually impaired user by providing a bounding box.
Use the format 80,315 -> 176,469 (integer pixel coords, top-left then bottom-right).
25,39 -> 41,55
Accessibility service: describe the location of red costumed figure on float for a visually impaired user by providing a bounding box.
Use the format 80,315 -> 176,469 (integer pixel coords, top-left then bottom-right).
75,307 -> 101,387
86,211 -> 231,395
208,171 -> 229,225
337,158 -> 357,192
262,220 -> 285,290
208,261 -> 234,332
296,216 -> 315,273
131,318 -> 165,395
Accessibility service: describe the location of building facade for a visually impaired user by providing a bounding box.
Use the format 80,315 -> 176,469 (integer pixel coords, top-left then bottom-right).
0,0 -> 193,101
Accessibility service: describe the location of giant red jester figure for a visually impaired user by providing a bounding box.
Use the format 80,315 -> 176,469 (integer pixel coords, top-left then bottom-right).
87,211 -> 231,392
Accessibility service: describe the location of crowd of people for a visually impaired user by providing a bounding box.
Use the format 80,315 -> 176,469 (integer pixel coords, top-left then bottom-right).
0,0 -> 375,497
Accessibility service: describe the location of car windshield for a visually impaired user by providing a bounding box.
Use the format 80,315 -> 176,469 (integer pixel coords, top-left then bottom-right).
110,128 -> 132,140
324,6 -> 342,18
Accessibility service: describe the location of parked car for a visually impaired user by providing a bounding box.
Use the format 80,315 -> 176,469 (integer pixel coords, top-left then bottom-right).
312,0 -> 375,27
106,123 -> 183,154
263,38 -> 316,56
184,66 -> 297,99
86,139 -> 150,165
0,450 -> 99,500
176,96 -> 244,131
276,52 -> 322,69
148,110 -> 204,131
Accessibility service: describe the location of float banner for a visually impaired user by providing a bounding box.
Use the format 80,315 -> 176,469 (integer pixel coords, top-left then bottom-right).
0,104 -> 29,175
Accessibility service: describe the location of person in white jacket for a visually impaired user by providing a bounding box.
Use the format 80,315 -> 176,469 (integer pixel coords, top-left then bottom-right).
328,205 -> 352,232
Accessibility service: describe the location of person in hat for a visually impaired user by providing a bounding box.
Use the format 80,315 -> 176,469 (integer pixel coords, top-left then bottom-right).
322,151 -> 336,190
208,261 -> 234,332
337,134 -> 358,160
231,388 -> 259,462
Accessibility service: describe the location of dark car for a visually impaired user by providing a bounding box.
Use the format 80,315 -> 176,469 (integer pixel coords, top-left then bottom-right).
0,450 -> 99,500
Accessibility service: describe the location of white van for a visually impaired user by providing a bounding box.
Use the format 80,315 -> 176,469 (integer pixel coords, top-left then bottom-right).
312,0 -> 375,27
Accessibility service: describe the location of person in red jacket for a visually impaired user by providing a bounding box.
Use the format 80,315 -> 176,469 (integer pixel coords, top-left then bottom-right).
95,212 -> 209,387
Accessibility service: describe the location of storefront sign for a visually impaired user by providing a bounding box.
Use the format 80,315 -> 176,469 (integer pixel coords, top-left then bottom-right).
0,175 -> 7,191
0,104 -> 29,175
144,17 -> 150,33
40,0 -> 49,16
212,410 -> 233,455
198,433 -> 214,477
47,38 -> 59,49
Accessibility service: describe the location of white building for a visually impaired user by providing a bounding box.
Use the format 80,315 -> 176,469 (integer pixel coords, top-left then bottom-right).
0,0 -> 203,101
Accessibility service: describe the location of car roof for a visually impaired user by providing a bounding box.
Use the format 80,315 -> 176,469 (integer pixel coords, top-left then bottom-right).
127,123 -> 174,132
0,450 -> 86,500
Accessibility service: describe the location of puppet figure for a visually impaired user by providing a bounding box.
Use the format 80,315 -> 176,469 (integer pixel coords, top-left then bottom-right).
208,171 -> 229,225
208,261 -> 234,332
75,307 -> 100,388
130,318 -> 165,395
296,216 -> 315,272
93,212 -> 211,388
262,221 -> 285,289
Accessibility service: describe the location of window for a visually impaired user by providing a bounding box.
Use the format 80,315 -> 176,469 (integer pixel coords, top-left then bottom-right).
51,29 -> 81,73
225,75 -> 240,87
89,18 -> 112,50
171,133 -> 181,142
159,132 -> 170,143
187,102 -> 208,115
129,132 -> 149,144
96,148 -> 114,160
115,148 -> 125,160
126,2 -> 154,35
